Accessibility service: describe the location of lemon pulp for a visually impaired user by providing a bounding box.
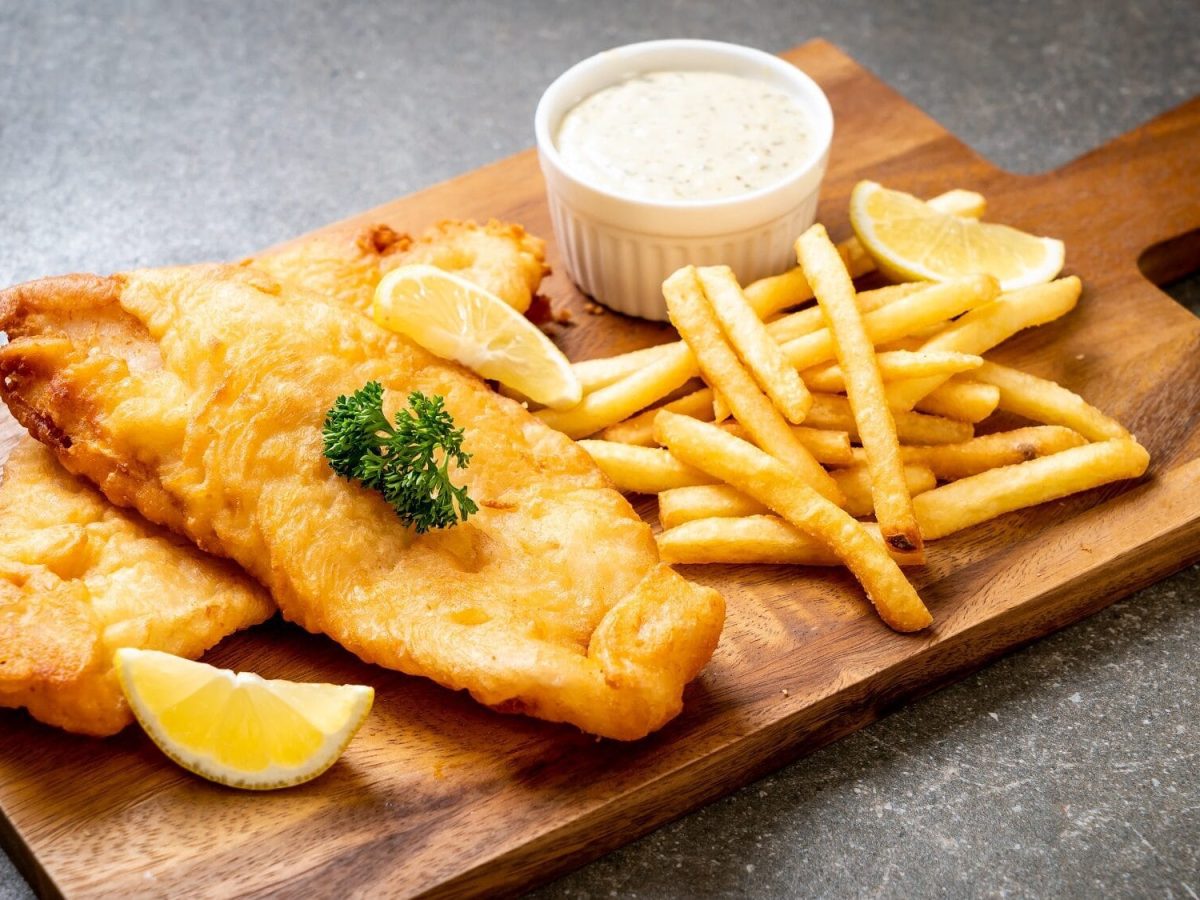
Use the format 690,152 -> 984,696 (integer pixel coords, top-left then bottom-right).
850,180 -> 1064,291
115,648 -> 373,790
373,264 -> 582,410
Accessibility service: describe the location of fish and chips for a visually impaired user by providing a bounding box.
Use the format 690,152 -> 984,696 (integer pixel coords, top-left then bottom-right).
0,179 -> 1149,750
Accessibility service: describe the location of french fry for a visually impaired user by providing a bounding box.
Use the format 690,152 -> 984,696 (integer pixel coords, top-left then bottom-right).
718,421 -> 854,466
600,388 -> 714,446
884,276 -> 1083,410
655,515 -> 928,568
743,267 -> 818,320
874,336 -> 923,353
572,343 -> 679,393
577,440 -> 714,494
654,411 -> 932,632
913,438 -> 1150,539
798,223 -> 925,562
779,274 -> 1000,372
806,394 -> 974,445
659,464 -> 936,527
658,515 -> 843,566
743,188 -> 986,318
764,281 -> 928,344
744,241 -> 874,319
796,427 -> 854,466
972,360 -> 1130,441
912,380 -> 1000,423
806,350 -> 997,422
667,387 -> 856,458
906,320 -> 951,341
802,350 -> 984,393
665,267 -> 843,504
849,426 -> 1089,480
698,266 -> 812,423
794,426 -> 854,466
832,464 -> 938,518
537,341 -> 696,438
659,484 -> 766,528
712,387 -> 732,422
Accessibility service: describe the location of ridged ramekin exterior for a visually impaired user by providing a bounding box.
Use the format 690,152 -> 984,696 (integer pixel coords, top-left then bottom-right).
545,184 -> 824,321
535,39 -> 834,321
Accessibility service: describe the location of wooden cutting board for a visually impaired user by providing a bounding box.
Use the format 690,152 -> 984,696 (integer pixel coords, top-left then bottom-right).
2,40 -> 1199,900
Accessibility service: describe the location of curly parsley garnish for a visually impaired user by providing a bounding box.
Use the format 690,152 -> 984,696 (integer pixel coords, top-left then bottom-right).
322,382 -> 477,533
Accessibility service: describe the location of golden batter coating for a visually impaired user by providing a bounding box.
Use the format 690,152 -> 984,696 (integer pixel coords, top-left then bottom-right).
384,219 -> 549,314
0,434 -> 272,736
248,219 -> 548,315
0,219 -> 548,738
0,266 -> 723,739
244,224 -> 410,313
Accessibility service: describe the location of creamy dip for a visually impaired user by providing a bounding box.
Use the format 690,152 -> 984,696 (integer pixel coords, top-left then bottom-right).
555,70 -> 812,202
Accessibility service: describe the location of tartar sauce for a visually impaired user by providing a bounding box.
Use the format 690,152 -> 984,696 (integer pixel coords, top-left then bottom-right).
555,70 -> 812,202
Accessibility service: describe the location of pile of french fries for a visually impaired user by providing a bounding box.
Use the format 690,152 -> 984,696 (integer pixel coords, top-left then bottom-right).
534,188 -> 1150,633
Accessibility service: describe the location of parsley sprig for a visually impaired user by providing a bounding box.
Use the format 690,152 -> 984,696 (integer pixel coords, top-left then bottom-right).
322,382 -> 477,533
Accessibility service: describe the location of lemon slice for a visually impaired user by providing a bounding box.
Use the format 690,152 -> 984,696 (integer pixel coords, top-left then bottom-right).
850,180 -> 1065,291
114,648 -> 373,791
373,264 -> 582,410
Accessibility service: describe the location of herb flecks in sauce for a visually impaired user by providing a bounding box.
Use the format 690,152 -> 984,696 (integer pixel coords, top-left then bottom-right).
556,70 -> 812,202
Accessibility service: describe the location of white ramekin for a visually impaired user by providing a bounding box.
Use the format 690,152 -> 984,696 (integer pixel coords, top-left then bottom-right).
535,39 -> 833,321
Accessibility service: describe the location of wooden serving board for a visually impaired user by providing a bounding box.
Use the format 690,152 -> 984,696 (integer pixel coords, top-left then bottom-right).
3,40 -> 1199,899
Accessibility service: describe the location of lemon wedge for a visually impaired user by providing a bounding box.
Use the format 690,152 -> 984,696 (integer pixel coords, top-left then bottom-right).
850,180 -> 1065,291
373,264 -> 582,410
114,648 -> 373,791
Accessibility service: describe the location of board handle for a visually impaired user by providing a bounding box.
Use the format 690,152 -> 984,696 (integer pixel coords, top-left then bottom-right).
1049,95 -> 1199,269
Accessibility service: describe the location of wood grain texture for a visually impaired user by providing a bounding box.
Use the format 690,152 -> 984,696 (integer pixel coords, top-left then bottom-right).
2,40 -> 1199,899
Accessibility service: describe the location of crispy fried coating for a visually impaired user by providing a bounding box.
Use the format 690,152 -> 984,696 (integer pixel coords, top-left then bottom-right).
248,219 -> 549,316
384,219 -> 549,313
244,224 -> 410,313
0,218 -> 548,737
0,434 -> 272,735
0,224 -> 404,737
0,266 -> 723,739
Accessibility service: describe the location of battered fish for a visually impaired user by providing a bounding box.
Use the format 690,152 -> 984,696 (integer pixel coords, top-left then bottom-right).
243,223 -> 410,312
0,224 -> 395,737
0,220 -> 546,737
0,434 -> 272,735
0,266 -> 723,739
247,218 -> 548,314
384,218 -> 549,314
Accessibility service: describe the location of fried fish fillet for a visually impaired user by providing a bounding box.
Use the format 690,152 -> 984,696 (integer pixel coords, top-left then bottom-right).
0,266 -> 723,739
0,433 -> 272,735
0,219 -> 544,737
242,223 -> 410,312
247,218 -> 548,314
386,219 -> 549,314
0,224 -> 398,737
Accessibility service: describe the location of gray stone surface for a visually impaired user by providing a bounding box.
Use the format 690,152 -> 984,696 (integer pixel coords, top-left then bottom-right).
1,1 -> 1198,897
0,858 -> 25,900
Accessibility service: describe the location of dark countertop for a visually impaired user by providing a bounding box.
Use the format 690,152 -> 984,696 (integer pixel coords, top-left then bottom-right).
2,1 -> 1198,897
